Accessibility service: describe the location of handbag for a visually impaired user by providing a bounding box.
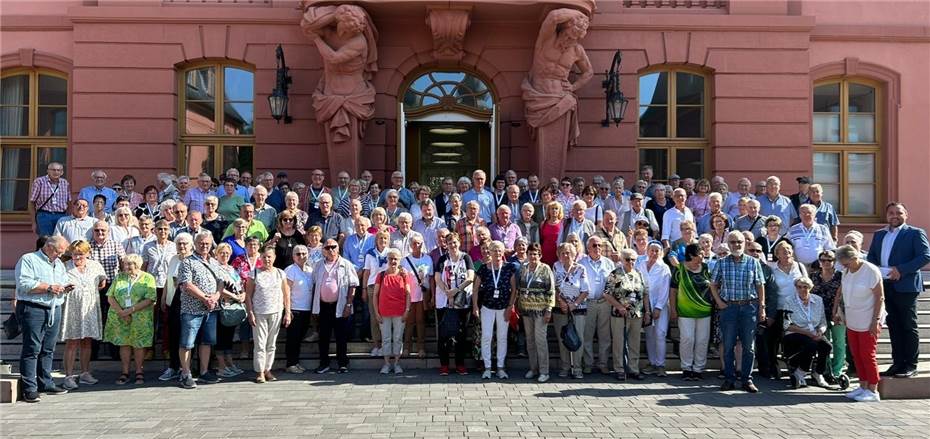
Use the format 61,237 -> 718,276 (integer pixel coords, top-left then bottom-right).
560,313 -> 582,352
3,313 -> 21,340
220,302 -> 247,327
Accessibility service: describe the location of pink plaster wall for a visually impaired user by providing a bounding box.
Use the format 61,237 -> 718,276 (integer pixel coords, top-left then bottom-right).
2,0 -> 929,266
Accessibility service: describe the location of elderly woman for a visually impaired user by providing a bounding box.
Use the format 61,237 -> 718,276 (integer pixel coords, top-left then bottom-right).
756,216 -> 790,263
104,253 -> 157,385
490,205 -> 521,252
214,242 -> 245,378
142,219 -> 176,308
338,179 -> 368,217
284,245 -> 314,374
669,244 -> 713,380
60,240 -> 108,390
443,193 -> 465,231
382,189 -> 408,226
509,237 -> 529,265
837,230 -> 868,270
134,185 -> 162,220
402,234 -> 433,358
772,241 -> 808,308
836,245 -> 884,402
268,211 -> 306,269
667,220 -> 698,268
118,174 -> 144,208
409,185 -> 432,222
581,186 -> 603,226
157,233 -> 193,382
811,249 -> 845,383
363,229 -> 393,356
246,246 -> 291,383
517,203 -> 540,244
553,242 -> 589,379
687,178 -> 712,217
372,248 -> 411,374
217,178 -> 246,222
222,218 -> 250,261
365,181 -> 381,214
517,242 -> 555,382
158,200 -> 176,226
200,195 -> 227,244
109,207 -> 139,245
282,191 -> 309,231
434,232 -> 475,375
782,276 -> 832,389
708,213 -> 730,254
539,201 -> 564,266
456,176 -> 472,194
305,225 -> 324,264
472,240 -> 519,380
124,216 -> 155,255
604,248 -> 648,381
91,194 -> 111,223
637,241 -> 671,377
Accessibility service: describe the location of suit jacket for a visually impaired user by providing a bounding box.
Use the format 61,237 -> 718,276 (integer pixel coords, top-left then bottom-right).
433,192 -> 453,216
558,218 -> 596,244
518,221 -> 540,244
867,224 -> 930,293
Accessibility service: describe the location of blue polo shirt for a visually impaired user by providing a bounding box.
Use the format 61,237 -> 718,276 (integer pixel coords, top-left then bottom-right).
462,188 -> 495,223
758,194 -> 797,235
79,185 -> 118,213
813,200 -> 840,228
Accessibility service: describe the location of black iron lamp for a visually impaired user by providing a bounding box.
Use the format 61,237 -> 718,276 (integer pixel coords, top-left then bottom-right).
601,50 -> 630,127
268,44 -> 293,124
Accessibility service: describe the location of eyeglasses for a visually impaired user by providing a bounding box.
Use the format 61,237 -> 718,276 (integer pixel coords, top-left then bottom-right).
281,218 -> 295,222
156,227 -> 169,231
623,258 -> 636,262
323,245 -> 338,250
93,229 -> 107,232
747,249 -> 761,254
727,240 -> 744,244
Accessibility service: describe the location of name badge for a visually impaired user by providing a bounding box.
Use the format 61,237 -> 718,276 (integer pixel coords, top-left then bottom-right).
493,289 -> 500,299
313,202 -> 320,210
124,295 -> 133,308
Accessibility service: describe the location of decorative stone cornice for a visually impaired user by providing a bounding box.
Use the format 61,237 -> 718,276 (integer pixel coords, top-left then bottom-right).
425,6 -> 472,62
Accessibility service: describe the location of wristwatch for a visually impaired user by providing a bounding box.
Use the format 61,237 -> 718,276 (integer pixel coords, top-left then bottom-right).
46,286 -> 54,294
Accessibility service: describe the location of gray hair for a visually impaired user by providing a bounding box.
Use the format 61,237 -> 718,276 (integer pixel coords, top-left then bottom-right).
194,231 -> 214,245
844,230 -> 864,244
384,248 -> 402,260
396,212 -> 413,224
794,276 -> 814,290
619,248 -> 638,261
835,245 -> 861,263
174,232 -> 193,245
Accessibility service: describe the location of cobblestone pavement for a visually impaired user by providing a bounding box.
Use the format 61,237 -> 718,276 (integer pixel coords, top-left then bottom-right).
2,370 -> 928,438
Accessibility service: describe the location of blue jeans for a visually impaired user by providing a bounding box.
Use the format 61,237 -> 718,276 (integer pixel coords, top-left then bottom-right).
720,302 -> 757,383
17,301 -> 63,393
35,211 -> 66,237
179,312 -> 218,349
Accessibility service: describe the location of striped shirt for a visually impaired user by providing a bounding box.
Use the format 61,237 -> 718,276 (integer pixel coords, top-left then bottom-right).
30,175 -> 70,213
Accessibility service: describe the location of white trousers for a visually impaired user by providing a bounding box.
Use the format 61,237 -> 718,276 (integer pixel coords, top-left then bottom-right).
253,312 -> 282,372
480,306 -> 508,368
677,316 -> 711,372
380,316 -> 405,357
645,307 -> 670,367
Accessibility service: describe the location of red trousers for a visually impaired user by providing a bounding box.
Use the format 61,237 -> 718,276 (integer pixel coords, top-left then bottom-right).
847,328 -> 880,386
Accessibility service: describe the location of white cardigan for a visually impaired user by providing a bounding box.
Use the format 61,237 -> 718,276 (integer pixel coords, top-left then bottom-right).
310,256 -> 360,317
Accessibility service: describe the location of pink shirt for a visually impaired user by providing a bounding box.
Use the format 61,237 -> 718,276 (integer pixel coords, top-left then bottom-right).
320,260 -> 340,303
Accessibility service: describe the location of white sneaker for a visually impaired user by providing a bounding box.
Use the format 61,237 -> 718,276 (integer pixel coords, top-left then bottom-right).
394,364 -> 404,375
845,387 -> 866,399
158,368 -> 179,381
481,370 -> 492,380
537,374 -> 550,383
524,370 -> 537,379
62,376 -> 79,390
380,364 -> 392,375
793,368 -> 808,388
811,372 -> 829,388
497,369 -> 509,380
218,367 -> 237,378
78,372 -> 98,385
371,347 -> 382,357
853,389 -> 881,402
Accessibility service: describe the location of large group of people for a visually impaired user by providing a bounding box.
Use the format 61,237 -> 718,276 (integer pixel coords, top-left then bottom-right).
14,164 -> 930,404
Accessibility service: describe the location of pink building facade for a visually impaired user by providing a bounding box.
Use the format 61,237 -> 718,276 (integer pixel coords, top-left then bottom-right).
1,0 -> 928,267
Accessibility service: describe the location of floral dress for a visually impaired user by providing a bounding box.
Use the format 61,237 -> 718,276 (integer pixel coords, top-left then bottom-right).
61,260 -> 107,340
103,271 -> 157,348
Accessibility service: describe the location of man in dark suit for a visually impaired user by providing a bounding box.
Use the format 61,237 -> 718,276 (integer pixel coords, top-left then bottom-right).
433,177 -> 456,216
867,202 -> 930,378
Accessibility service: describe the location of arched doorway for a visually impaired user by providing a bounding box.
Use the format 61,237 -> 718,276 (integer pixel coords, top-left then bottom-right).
399,71 -> 496,189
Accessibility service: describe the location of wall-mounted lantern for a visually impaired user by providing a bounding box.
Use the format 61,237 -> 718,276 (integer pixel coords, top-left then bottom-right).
268,44 -> 293,124
602,50 -> 630,127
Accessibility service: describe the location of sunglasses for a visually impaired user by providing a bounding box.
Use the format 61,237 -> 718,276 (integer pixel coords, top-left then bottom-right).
727,240 -> 744,244
324,245 -> 338,250
623,258 -> 636,262
561,183 -> 571,187
294,252 -> 308,256
819,258 -> 835,262
281,218 -> 295,222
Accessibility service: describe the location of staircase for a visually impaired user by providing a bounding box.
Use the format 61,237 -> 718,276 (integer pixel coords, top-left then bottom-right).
1,270 -> 928,372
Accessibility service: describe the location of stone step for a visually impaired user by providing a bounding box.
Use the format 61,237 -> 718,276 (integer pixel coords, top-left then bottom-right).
878,375 -> 930,399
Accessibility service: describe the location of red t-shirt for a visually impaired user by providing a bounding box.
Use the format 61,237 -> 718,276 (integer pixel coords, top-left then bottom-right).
377,271 -> 409,317
539,221 -> 562,266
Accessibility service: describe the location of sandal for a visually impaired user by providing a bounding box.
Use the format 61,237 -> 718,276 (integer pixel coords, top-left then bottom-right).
115,373 -> 129,385
135,373 -> 145,385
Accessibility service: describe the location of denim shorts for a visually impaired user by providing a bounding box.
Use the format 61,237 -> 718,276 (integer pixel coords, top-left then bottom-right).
179,311 -> 218,349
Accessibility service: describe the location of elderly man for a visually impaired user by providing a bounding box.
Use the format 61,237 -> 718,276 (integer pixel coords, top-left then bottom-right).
169,201 -> 189,236
176,232 -> 223,388
502,185 -> 522,223
560,200 -> 596,244
79,169 -> 118,213
579,236 -> 616,374
724,178 -> 755,218
662,188 -> 694,248
177,211 -> 205,237
30,161 -> 71,236
390,213 -> 425,257
518,174 -> 542,206
54,199 -> 95,244
15,235 -> 71,402
251,185 -> 277,233
157,173 -> 180,203
710,231 -> 766,393
696,192 -> 733,235
789,176 -> 811,215
413,199 -> 444,252
788,204 -> 836,266
640,165 -> 655,197
239,171 -> 254,198
619,193 -> 659,237
680,178 -> 695,197
429,228 -> 452,265
807,184 -> 839,240
733,199 -> 765,239
215,168 -> 251,199
378,171 -> 415,210
867,202 -> 930,378
254,172 -> 285,212
433,177 -> 456,215
183,173 -> 214,214
602,177 -> 629,215
310,193 -> 346,243
758,176 -> 797,235
455,200 -> 486,254
311,239 -> 360,374
304,168 -> 331,217
88,220 -> 125,359
222,203 -> 269,241
331,171 -> 352,206
462,169 -> 495,223
596,210 -> 628,264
